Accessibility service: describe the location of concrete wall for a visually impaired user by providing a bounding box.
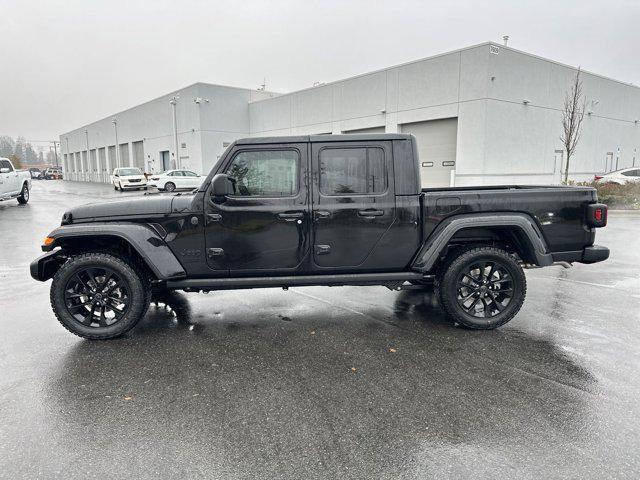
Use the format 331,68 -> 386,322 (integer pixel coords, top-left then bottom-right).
60,84 -> 277,182
248,43 -> 640,186
61,42 -> 640,186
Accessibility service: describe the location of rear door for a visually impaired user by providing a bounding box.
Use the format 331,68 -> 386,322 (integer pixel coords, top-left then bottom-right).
310,140 -> 396,270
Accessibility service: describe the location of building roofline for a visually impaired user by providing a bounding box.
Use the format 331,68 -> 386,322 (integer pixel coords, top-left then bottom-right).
248,40 -> 638,105
60,82 -> 279,137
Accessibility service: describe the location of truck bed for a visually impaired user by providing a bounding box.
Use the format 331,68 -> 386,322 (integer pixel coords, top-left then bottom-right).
420,185 -> 598,252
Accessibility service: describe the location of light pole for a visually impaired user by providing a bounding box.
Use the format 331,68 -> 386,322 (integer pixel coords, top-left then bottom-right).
112,119 -> 120,168
52,141 -> 59,167
169,95 -> 180,169
84,129 -> 90,181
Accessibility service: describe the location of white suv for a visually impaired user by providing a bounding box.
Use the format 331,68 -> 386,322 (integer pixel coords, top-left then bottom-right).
111,167 -> 147,191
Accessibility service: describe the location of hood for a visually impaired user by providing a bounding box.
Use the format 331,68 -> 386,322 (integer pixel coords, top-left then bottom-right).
64,195 -> 177,223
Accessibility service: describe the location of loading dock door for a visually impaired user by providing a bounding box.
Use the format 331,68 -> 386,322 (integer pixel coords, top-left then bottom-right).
132,141 -> 145,170
401,118 -> 458,188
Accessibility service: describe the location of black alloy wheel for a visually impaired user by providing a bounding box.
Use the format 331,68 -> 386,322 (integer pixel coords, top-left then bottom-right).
63,266 -> 130,328
438,246 -> 526,329
455,261 -> 514,318
50,252 -> 151,339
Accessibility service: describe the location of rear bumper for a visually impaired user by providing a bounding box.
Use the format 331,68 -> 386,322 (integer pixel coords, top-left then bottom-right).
30,250 -> 66,281
551,245 -> 610,264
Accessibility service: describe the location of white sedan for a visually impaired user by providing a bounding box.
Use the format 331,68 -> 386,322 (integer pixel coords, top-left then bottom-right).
111,167 -> 147,191
595,167 -> 640,185
148,169 -> 204,192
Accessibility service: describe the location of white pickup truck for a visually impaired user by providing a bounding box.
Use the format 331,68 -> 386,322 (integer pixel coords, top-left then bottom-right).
0,158 -> 31,204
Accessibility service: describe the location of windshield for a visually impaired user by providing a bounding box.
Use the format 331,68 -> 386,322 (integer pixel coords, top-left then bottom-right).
118,168 -> 142,176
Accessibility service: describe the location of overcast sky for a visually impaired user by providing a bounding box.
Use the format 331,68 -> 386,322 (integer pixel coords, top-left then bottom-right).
1,0 -> 639,142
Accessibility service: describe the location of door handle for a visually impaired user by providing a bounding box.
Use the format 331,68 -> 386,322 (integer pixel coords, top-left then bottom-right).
277,211 -> 304,221
314,210 -> 330,220
206,213 -> 222,223
358,209 -> 384,218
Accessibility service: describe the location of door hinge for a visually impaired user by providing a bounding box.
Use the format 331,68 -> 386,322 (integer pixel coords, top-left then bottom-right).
207,248 -> 224,258
315,244 -> 331,255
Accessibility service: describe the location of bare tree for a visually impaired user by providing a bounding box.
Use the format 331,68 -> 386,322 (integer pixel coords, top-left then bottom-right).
560,68 -> 587,184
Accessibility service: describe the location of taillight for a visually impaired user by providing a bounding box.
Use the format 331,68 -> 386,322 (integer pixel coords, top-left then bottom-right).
594,208 -> 603,221
594,175 -> 603,181
587,203 -> 607,228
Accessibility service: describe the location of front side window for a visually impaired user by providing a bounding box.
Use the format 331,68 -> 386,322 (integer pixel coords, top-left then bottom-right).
0,160 -> 13,172
319,147 -> 386,195
227,150 -> 299,197
622,169 -> 640,177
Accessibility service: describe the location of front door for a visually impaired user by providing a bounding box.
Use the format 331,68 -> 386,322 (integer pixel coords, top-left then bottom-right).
204,143 -> 310,275
310,141 -> 396,271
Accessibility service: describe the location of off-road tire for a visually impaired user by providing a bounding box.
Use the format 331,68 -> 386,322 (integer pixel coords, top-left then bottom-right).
164,182 -> 176,192
437,246 -> 526,330
50,252 -> 151,339
17,183 -> 29,204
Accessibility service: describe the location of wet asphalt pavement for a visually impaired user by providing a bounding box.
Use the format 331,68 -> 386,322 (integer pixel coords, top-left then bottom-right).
1,180 -> 639,479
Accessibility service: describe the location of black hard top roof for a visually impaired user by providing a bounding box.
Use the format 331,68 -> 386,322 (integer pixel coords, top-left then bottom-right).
235,133 -> 413,145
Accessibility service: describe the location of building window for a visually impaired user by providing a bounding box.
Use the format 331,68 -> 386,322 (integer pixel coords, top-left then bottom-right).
319,147 -> 386,195
226,149 -> 299,197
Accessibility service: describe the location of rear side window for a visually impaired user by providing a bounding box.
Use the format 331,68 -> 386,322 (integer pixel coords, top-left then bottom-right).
622,169 -> 640,177
319,147 -> 386,195
226,149 -> 299,197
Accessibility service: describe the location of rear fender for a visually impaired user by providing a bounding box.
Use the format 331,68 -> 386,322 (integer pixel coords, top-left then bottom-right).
412,213 -> 553,272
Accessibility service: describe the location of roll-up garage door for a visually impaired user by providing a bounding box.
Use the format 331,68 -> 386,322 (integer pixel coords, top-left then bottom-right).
342,126 -> 386,134
400,118 -> 458,188
132,141 -> 145,170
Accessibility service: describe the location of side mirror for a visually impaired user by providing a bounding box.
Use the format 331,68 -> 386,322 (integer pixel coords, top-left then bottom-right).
210,174 -> 236,197
0,168 -> 9,174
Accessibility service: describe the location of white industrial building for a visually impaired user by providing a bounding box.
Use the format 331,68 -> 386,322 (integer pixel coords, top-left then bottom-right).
60,42 -> 640,187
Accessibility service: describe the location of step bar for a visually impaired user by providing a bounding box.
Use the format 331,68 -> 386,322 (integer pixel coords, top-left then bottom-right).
166,272 -> 427,291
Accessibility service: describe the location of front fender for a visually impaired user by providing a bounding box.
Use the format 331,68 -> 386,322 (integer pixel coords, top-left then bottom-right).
40,222 -> 186,280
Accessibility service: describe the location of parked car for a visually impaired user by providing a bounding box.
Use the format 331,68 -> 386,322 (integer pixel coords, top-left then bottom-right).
29,168 -> 43,180
595,167 -> 640,185
31,134 -> 609,339
0,157 -> 31,204
147,169 -> 204,192
111,167 -> 147,191
44,167 -> 63,180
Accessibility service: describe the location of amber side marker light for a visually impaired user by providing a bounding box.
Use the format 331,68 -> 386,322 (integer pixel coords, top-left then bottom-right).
43,237 -> 55,246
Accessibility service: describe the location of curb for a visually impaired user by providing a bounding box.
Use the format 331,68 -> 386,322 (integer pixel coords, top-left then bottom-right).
608,209 -> 640,215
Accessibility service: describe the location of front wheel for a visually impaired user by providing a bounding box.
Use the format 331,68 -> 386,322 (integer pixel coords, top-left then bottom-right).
164,182 -> 176,192
50,252 -> 151,339
17,183 -> 29,204
438,246 -> 526,329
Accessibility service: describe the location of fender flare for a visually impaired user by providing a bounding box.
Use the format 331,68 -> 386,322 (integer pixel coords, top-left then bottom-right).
411,212 -> 553,272
43,222 -> 186,280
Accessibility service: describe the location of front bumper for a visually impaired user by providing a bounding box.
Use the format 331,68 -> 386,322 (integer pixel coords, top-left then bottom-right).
551,245 -> 610,264
30,250 -> 66,281
120,182 -> 147,189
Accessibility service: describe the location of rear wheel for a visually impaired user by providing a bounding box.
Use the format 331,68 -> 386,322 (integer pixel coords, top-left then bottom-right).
164,182 -> 176,192
50,252 -> 151,339
438,246 -> 526,329
17,183 -> 29,204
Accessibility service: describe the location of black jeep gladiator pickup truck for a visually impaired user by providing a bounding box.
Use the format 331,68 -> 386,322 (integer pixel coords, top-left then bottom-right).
31,134 -> 609,339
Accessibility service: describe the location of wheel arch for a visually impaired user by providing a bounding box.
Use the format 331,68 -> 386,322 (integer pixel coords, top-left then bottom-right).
38,223 -> 186,281
412,213 -> 553,273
